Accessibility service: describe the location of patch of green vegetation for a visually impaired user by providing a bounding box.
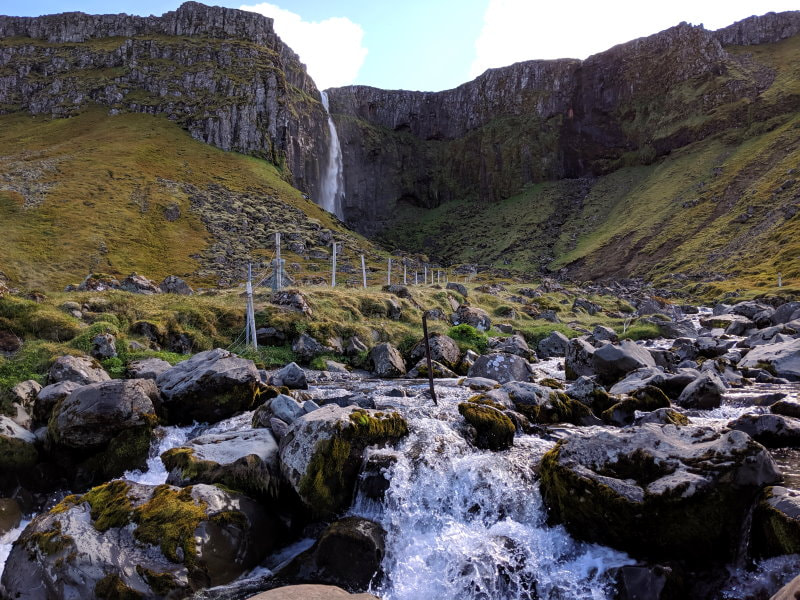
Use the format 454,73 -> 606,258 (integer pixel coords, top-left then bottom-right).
95,573 -> 143,600
82,480 -> 134,532
623,323 -> 662,341
135,566 -> 181,597
517,323 -> 579,346
133,485 -> 207,567
448,324 -> 488,354
25,521 -> 74,557
458,402 -> 515,451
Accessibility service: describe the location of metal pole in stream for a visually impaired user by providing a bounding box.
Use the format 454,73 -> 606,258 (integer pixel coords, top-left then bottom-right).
421,312 -> 438,405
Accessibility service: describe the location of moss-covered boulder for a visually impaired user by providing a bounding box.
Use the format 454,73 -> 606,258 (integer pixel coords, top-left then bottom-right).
407,359 -> 457,379
751,486 -> 800,558
503,381 -> 596,425
408,333 -> 461,370
0,416 -> 38,474
279,405 -> 408,518
601,386 -> 671,427
162,429 -> 281,502
539,424 -> 780,563
458,402 -> 515,451
156,348 -> 262,424
1,481 -> 279,599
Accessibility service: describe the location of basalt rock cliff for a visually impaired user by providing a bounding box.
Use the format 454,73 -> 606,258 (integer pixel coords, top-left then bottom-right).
326,12 -> 800,236
0,1 -> 331,197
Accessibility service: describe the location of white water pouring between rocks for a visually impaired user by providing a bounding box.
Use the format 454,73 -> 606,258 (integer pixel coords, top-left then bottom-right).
319,91 -> 345,220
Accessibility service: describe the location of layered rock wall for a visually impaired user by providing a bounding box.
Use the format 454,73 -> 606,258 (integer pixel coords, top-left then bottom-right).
0,1 -> 329,197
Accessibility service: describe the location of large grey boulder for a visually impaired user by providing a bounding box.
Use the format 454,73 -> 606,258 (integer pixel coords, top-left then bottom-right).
450,305 -> 491,331
1,481 -> 278,599
127,357 -> 172,380
654,319 -> 697,339
537,330 -> 569,358
269,362 -> 308,389
407,359 -> 457,379
592,340 -> 656,384
119,273 -> 161,294
90,333 -> 117,360
156,348 -> 261,424
540,424 -> 780,562
609,367 -> 667,395
292,334 -> 331,363
728,414 -> 800,448
502,381 -> 595,425
279,405 -> 408,517
675,371 -> 725,410
772,301 -> 800,325
467,352 -> 534,384
159,275 -> 194,295
34,380 -> 82,424
162,428 -> 281,501
48,379 -> 159,448
368,343 -> 406,378
738,339 -> 800,381
48,355 -> 110,385
9,380 -> 41,411
489,334 -> 534,361
445,282 -> 468,297
408,333 -> 461,370
565,337 -> 595,379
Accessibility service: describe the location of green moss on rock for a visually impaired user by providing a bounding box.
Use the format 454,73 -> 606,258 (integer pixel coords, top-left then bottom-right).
751,487 -> 800,557
458,402 -> 515,451
135,566 -> 181,597
95,573 -> 143,600
82,480 -> 134,532
25,521 -> 74,557
0,435 -> 38,470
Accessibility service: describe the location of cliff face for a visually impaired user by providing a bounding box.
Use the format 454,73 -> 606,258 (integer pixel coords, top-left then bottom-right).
327,11 -> 800,234
0,2 -> 329,197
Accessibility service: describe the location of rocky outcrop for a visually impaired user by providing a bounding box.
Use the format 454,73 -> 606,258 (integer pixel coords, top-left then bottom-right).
324,14 -> 797,233
539,424 -> 780,562
0,2 -> 328,196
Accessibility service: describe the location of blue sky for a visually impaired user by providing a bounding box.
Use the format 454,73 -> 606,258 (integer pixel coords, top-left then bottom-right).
2,1 -> 798,91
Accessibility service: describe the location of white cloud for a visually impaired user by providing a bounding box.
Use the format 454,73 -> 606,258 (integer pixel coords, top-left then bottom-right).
470,0 -> 800,79
239,2 -> 367,90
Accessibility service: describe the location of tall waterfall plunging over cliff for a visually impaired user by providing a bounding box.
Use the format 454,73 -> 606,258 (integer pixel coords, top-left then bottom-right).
319,91 -> 345,220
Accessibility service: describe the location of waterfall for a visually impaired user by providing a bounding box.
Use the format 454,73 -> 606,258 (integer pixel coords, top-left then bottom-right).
319,91 -> 345,220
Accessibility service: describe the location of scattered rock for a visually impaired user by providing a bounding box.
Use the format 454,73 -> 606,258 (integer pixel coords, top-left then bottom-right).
445,282 -> 468,297
458,402 -> 515,450
368,343 -> 406,378
565,338 -> 595,379
573,298 -> 602,315
772,398 -> 800,419
489,334 -> 534,361
675,372 -> 725,410
292,334 -> 332,363
0,416 -> 37,472
90,333 -> 117,360
751,486 -> 800,558
271,290 -> 312,315
407,359 -> 457,379
592,340 -> 656,385
408,333 -> 461,370
738,339 -> 800,381
119,273 -> 161,294
728,413 -> 800,448
450,305 -> 491,331
159,275 -> 194,295
48,355 -> 110,385
34,381 -> 82,424
127,357 -> 172,380
270,362 -> 308,389
467,353 -> 534,384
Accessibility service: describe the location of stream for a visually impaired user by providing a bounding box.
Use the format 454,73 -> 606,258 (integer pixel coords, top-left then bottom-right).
1,340 -> 798,599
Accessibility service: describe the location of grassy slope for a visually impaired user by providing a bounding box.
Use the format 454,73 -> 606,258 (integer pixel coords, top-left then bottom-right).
0,107 -> 375,290
379,36 -> 800,294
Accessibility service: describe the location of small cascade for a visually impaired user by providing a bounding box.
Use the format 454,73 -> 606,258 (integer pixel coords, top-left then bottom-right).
319,90 -> 345,220
351,387 -> 635,600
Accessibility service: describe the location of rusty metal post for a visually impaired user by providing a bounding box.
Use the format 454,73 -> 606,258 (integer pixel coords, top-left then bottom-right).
421,312 -> 438,405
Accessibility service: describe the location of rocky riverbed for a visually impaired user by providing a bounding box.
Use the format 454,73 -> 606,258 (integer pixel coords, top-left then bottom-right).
0,297 -> 799,599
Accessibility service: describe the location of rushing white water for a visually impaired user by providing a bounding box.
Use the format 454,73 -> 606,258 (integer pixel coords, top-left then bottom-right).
351,389 -> 635,600
124,424 -> 194,485
319,91 -> 345,220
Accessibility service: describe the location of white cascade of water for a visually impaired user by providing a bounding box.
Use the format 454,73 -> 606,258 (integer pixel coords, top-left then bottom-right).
350,398 -> 635,600
319,91 -> 345,220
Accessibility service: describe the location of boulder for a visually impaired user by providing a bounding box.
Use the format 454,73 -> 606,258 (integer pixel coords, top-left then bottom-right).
728,414 -> 800,448
156,348 -> 261,424
461,376 -> 499,391
601,387 -> 671,427
655,319 -> 697,339
159,275 -> 194,295
537,330 -> 570,358
9,380 -> 42,411
49,379 -> 159,448
269,362 -> 308,389
278,518 -> 386,591
675,371 -> 725,410
0,330 -> 22,354
565,376 -> 615,413
127,357 -> 172,380
34,380 -> 83,424
539,424 -> 780,562
445,282 -> 468,297
609,367 -> 667,396
0,416 -> 37,473
592,340 -> 656,385
345,336 -> 368,357
408,333 -> 461,370
162,429 -> 281,501
450,305 -> 491,331
591,325 -> 618,343
76,273 -> 120,292
489,334 -> 534,360
565,337 -> 595,380
279,405 -> 408,517
772,398 -> 800,419
407,359 -> 457,379
634,407 -> 690,426
48,355 -> 110,385
90,333 -> 117,360
256,326 -> 287,346
467,353 -> 534,384
245,586 -> 380,600
292,334 -> 332,363
271,290 -> 312,316
458,402 -> 515,450
368,343 -> 406,378
266,394 -> 306,425
751,486 -> 800,558
572,298 -> 601,315
772,301 -> 800,325
738,339 -> 800,381
1,481 -> 278,599
699,314 -> 751,330
119,273 -> 161,294
504,381 -> 596,425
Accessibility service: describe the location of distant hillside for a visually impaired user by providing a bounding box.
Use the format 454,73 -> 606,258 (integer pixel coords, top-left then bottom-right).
0,108 -> 377,290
